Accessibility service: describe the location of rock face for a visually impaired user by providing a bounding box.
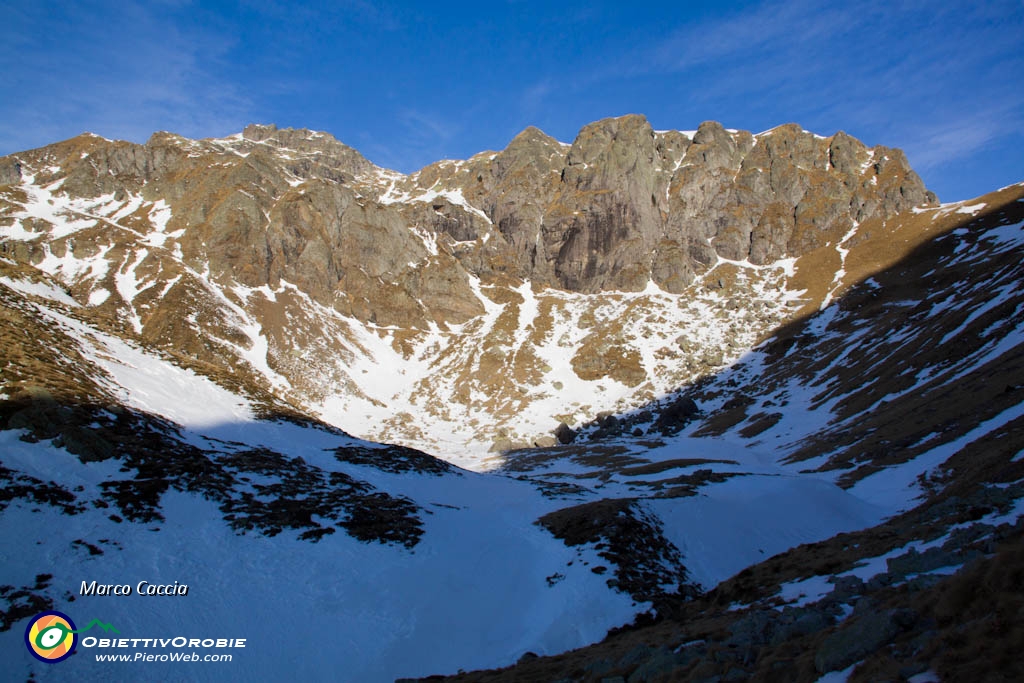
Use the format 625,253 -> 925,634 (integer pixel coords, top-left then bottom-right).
0,158 -> 21,185
0,115 -> 937,458
397,116 -> 935,293
1,116 -> 934,312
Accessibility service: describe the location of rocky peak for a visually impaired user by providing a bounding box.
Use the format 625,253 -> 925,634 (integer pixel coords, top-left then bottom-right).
506,125 -> 561,150
544,115 -> 665,291
393,113 -> 937,293
686,120 -> 751,169
242,122 -> 279,142
493,126 -> 565,178
564,114 -> 657,187
0,116 -> 938,305
237,123 -> 377,178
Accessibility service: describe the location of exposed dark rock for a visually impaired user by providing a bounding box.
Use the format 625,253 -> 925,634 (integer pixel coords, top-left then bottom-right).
617,644 -> 654,668
1,394 -> 427,548
332,444 -> 455,476
652,395 -> 700,435
626,646 -> 691,682
886,547 -> 965,577
0,462 -> 83,516
554,422 -> 577,444
828,575 -> 865,602
0,579 -> 54,633
814,608 -> 917,673
0,158 -> 21,185
537,498 -> 694,610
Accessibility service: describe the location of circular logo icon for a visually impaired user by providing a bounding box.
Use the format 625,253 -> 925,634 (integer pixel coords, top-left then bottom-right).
25,611 -> 78,663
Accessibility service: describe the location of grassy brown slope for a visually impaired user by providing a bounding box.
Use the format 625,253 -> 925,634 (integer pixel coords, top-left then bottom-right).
690,185 -> 1024,485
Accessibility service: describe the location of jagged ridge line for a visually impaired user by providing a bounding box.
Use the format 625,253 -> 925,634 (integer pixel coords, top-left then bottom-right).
72,618 -> 120,635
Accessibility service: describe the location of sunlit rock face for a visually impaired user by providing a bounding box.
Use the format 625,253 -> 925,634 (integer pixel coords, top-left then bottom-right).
0,116 -> 936,460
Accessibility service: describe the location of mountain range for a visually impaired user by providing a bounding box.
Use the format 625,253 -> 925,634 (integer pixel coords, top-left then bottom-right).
1,115 -> 1021,681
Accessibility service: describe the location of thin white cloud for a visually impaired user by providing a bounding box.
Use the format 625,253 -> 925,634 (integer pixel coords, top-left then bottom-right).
560,0 -> 1022,152
248,1 -> 403,33
519,79 -> 554,118
399,109 -> 456,144
900,105 -> 1022,171
0,0 -> 252,153
650,0 -> 851,74
354,109 -> 463,173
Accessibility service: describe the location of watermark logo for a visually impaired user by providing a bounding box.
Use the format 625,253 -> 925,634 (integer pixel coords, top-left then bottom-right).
25,611 -> 78,663
24,612 -> 119,663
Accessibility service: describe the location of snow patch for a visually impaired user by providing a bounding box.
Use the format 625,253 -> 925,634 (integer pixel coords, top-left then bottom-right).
0,276 -> 79,307
87,288 -> 111,306
956,202 -> 986,215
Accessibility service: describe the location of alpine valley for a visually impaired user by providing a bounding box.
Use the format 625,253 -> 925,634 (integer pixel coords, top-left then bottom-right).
1,115 -> 1022,681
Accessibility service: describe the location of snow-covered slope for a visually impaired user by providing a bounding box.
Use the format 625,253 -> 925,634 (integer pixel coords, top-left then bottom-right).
0,285 -> 642,681
0,435 -> 639,681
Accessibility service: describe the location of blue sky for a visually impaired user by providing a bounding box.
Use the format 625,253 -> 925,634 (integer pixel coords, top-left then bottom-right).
1,0 -> 1021,201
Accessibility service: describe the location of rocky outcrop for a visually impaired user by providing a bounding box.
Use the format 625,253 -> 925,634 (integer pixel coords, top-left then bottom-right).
544,115 -> 666,291
0,158 -> 22,185
1,116 -> 936,311
3,125 -> 489,329
402,115 -> 936,293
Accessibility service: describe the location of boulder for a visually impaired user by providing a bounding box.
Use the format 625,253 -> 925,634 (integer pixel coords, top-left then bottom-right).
554,422 -> 577,444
